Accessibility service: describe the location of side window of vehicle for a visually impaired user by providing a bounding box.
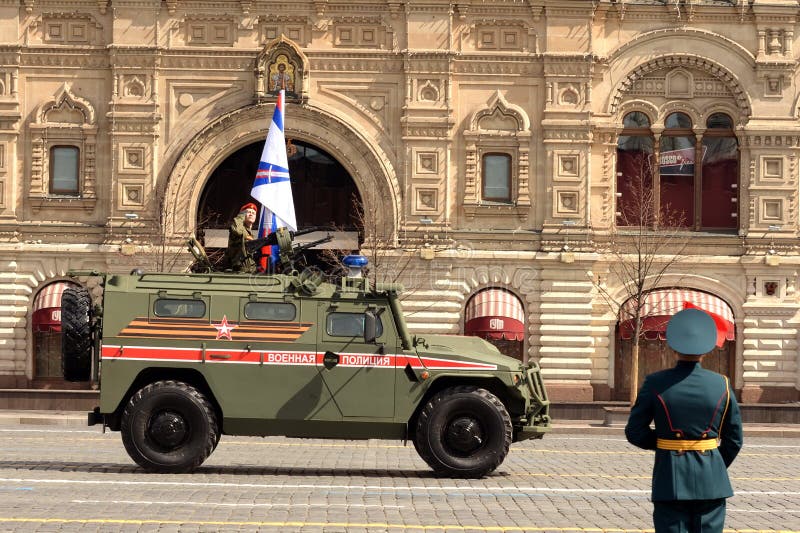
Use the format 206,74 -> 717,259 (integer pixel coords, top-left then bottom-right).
326,312 -> 383,338
153,298 -> 206,318
244,302 -> 297,321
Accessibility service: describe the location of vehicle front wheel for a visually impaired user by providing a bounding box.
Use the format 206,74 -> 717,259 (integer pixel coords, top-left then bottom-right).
121,380 -> 218,473
414,386 -> 512,478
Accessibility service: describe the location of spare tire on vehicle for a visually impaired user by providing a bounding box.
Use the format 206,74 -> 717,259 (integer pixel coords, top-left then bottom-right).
61,286 -> 92,382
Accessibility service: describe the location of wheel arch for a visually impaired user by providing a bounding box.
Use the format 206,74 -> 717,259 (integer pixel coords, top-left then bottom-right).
105,367 -> 222,432
406,375 -> 521,441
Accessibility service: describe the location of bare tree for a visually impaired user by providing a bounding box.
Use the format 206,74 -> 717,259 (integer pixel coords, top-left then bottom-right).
594,157 -> 689,404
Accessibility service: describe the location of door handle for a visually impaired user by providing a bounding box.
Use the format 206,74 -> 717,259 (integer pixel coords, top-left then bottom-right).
209,353 -> 231,360
323,351 -> 339,369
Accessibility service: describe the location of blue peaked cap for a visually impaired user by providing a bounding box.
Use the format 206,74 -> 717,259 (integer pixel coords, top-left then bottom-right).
666,308 -> 717,356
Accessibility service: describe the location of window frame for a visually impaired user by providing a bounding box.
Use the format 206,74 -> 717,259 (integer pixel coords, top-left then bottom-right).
615,109 -> 739,232
153,298 -> 207,318
243,301 -> 297,321
325,311 -> 383,338
481,152 -> 513,203
48,145 -> 80,196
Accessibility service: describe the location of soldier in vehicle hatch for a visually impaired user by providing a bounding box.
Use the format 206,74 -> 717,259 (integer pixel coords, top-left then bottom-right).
625,308 -> 743,533
221,203 -> 257,273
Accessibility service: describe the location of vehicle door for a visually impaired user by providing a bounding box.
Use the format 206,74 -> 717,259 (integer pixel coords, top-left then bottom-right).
231,295 -> 338,421
316,300 -> 396,418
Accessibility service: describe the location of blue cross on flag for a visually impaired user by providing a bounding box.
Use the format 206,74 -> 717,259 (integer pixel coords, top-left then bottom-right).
250,89 -> 297,232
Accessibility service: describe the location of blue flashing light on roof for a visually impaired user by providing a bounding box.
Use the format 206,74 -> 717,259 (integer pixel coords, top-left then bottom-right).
342,254 -> 368,278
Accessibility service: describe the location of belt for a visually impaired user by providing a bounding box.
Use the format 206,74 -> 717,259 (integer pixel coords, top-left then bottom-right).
656,438 -> 719,451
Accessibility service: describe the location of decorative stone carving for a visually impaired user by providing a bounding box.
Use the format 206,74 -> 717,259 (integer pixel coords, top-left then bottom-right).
183,15 -> 236,46
41,12 -> 103,46
256,35 -> 309,102
28,83 -> 97,211
258,15 -> 311,46
462,91 -> 532,221
610,55 -> 751,118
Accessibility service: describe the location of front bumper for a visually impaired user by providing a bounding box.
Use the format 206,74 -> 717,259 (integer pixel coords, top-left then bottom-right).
513,360 -> 551,442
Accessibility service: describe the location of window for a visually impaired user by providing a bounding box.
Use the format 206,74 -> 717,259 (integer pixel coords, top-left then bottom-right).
616,112 -> 654,226
153,298 -> 206,318
244,302 -> 296,321
482,153 -> 512,202
701,113 -> 738,229
659,112 -> 694,227
326,312 -> 383,338
462,92 -> 532,219
49,146 -> 79,195
616,111 -> 738,230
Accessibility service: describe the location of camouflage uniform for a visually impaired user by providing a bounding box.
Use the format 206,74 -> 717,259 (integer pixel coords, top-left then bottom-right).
222,213 -> 256,273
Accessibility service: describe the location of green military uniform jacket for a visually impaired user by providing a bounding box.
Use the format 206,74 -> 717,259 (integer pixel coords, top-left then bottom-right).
221,213 -> 256,273
625,360 -> 743,502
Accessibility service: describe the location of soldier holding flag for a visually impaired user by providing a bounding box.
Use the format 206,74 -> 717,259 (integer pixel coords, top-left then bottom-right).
250,89 -> 297,272
224,89 -> 297,273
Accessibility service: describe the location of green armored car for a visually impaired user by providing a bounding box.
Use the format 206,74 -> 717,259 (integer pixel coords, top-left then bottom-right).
61,228 -> 550,478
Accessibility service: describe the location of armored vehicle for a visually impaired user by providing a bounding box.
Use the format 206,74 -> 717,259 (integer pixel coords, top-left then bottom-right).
61,228 -> 550,478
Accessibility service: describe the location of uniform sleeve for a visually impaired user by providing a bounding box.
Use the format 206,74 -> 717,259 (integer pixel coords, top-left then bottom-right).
718,381 -> 743,467
625,377 -> 657,450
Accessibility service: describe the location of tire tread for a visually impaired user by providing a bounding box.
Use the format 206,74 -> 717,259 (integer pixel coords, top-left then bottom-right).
121,380 -> 218,473
414,385 -> 512,478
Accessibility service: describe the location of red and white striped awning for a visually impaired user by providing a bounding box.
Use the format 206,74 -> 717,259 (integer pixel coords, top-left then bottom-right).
619,288 -> 735,343
465,289 -> 525,341
33,281 -> 78,311
32,281 -> 79,333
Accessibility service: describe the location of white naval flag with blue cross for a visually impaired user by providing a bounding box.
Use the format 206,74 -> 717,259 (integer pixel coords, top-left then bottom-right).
250,89 -> 297,232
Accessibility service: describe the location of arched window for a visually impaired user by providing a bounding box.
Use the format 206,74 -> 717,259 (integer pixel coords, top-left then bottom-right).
616,111 -> 739,230
660,112 -> 695,227
616,111 -> 654,226
701,113 -> 739,229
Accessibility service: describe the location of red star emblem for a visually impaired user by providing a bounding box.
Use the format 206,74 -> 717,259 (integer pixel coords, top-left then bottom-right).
213,315 -> 237,340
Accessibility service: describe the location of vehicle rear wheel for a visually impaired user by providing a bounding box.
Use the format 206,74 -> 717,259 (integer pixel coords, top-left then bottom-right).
414,386 -> 512,478
121,380 -> 218,473
60,286 -> 92,382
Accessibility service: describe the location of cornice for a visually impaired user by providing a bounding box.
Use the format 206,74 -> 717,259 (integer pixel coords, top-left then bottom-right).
404,3 -> 453,14
0,48 -> 21,66
311,56 -> 403,73
161,51 -> 254,70
453,58 -> 538,76
21,48 -> 109,69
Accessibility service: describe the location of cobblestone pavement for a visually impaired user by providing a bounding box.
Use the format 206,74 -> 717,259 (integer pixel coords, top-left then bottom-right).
0,425 -> 796,532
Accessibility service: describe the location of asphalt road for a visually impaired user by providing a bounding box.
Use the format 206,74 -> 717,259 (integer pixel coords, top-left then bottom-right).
0,424 -> 796,532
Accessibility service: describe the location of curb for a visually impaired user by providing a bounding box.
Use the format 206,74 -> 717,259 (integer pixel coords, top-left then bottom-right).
0,412 -> 798,438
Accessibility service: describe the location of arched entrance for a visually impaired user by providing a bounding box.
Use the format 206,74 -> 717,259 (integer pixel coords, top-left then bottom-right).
464,288 -> 525,361
197,140 -> 362,252
614,289 -> 736,400
31,280 -> 80,383
161,103 -> 400,249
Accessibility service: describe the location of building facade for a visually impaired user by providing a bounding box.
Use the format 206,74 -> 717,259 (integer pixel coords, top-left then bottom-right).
1,0 -> 799,403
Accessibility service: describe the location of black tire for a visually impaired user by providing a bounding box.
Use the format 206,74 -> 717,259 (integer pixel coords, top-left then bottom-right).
121,380 -> 218,473
414,386 -> 512,478
60,286 -> 92,382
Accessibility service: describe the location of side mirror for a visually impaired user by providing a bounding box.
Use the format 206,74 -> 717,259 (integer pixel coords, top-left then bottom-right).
364,310 -> 377,344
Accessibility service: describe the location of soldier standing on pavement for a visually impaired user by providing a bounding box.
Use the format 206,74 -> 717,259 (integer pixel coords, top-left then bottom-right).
625,308 -> 743,533
222,202 -> 258,273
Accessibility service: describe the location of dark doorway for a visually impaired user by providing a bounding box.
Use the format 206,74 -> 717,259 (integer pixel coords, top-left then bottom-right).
198,140 -> 362,232
197,140 -> 363,269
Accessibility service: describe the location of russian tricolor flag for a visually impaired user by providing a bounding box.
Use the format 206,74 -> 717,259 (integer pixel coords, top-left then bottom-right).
250,90 -> 297,269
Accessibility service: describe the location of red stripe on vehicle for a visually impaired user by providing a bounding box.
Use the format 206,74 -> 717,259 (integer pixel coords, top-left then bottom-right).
101,345 -> 496,370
